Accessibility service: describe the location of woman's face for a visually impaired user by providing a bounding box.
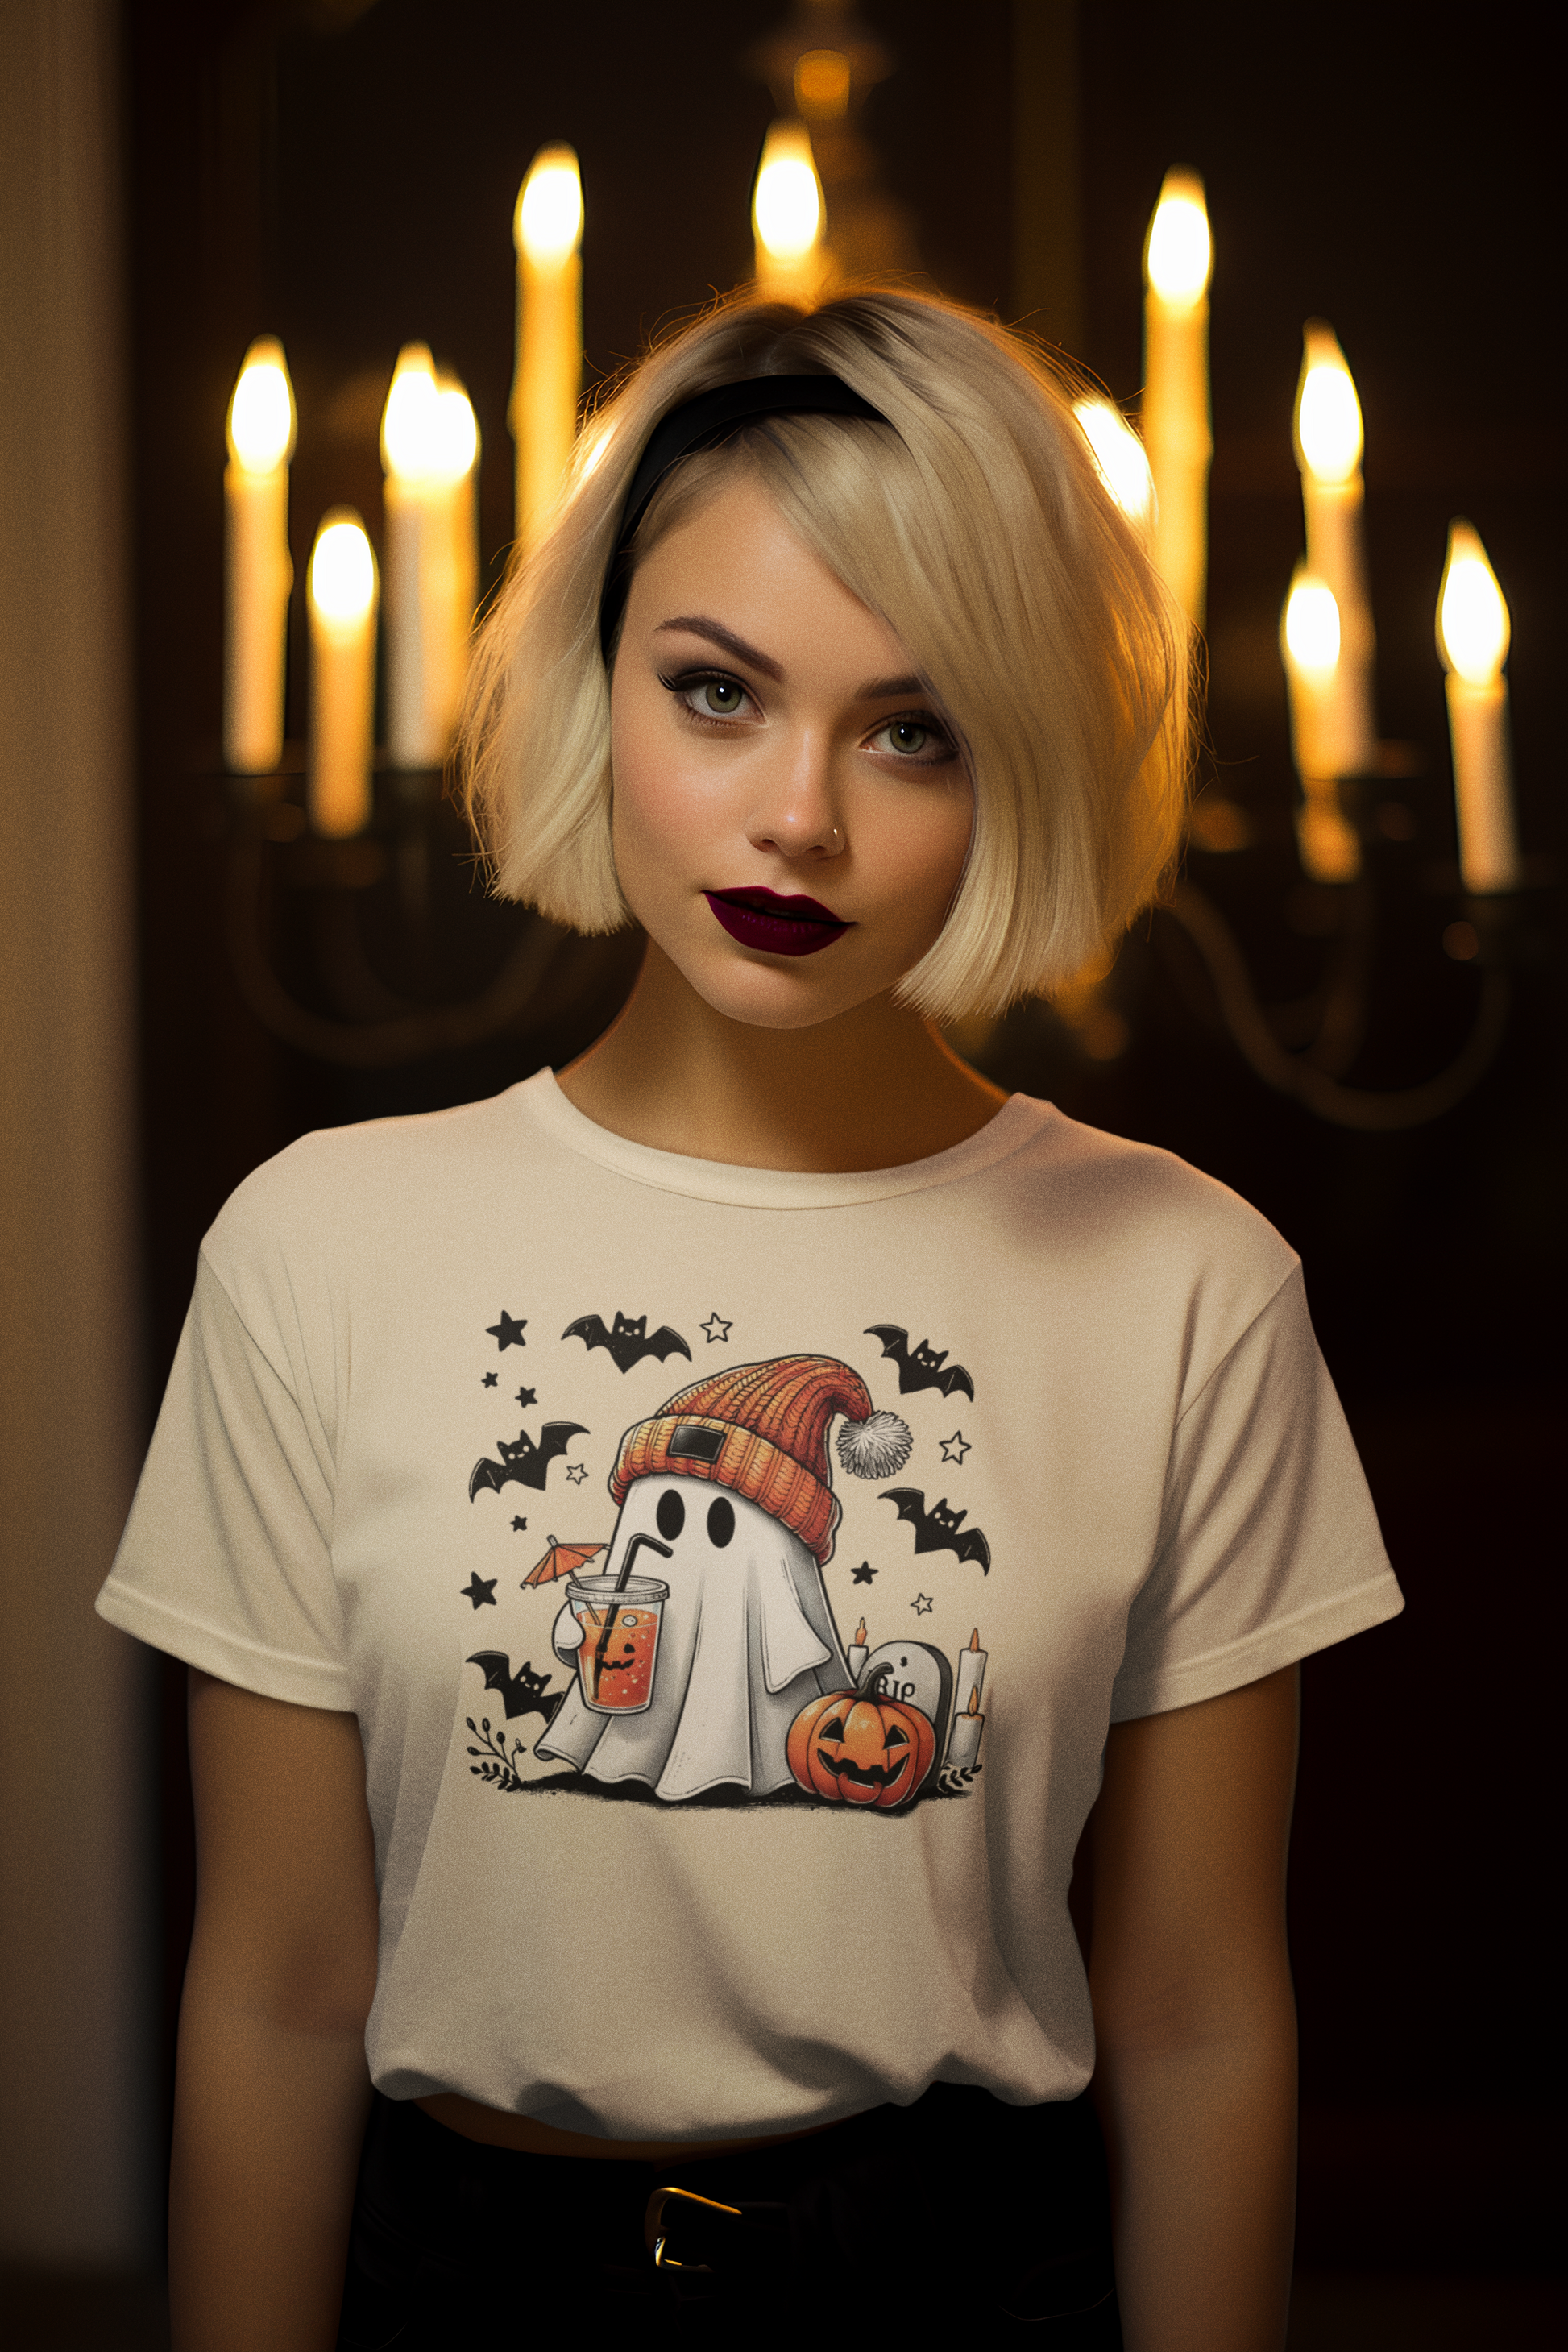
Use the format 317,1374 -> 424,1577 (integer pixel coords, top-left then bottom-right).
608,474 -> 973,1032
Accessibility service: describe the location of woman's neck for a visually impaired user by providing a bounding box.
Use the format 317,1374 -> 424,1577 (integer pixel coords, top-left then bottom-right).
555,940 -> 1006,1174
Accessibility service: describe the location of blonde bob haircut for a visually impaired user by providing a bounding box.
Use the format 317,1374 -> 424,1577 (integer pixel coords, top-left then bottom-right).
458,286 -> 1190,1023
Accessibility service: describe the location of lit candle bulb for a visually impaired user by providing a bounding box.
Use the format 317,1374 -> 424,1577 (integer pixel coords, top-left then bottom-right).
953,1626 -> 988,1720
753,119 -> 826,303
381,346 -> 480,769
848,1619 -> 869,1682
1142,167 -> 1212,627
224,335 -> 295,773
1437,521 -> 1520,894
1073,398 -> 1155,542
512,143 -> 583,554
1293,321 -> 1377,777
1281,568 -> 1360,883
306,510 -> 377,839
946,1686 -> 985,1774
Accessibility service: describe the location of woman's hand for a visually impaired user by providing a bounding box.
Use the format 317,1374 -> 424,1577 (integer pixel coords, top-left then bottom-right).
1086,1665 -> 1300,2352
170,1670 -> 379,2352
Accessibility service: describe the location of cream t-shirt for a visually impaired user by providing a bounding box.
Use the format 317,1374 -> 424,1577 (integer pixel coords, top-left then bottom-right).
97,1076 -> 1401,2139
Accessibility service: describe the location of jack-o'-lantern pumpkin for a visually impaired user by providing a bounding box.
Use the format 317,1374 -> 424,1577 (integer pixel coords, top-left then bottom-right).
786,1689 -> 936,1811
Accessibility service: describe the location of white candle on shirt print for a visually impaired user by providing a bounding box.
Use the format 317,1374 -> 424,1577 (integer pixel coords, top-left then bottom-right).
952,1627 -> 987,1720
847,1619 -> 869,1681
947,1686 -> 985,1772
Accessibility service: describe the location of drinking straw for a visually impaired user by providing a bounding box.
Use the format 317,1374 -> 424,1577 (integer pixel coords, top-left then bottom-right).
589,1530 -> 671,1702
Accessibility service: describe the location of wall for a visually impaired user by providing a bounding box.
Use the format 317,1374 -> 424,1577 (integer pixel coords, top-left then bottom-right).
0,0 -> 155,2268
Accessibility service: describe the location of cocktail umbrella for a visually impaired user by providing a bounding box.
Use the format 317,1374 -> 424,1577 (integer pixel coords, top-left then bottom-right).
521,1535 -> 605,1587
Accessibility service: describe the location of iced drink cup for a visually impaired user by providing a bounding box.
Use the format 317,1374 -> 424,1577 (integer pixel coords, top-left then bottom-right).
567,1573 -> 669,1715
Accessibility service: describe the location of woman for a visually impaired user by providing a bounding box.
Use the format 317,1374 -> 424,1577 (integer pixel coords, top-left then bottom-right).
98,288 -> 1402,2350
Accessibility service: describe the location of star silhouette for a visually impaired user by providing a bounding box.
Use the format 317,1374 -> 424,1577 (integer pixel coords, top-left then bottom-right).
911,1592 -> 934,1616
511,1515 -> 528,1533
482,1371 -> 498,1388
701,1311 -> 732,1344
851,1562 -> 877,1585
515,1385 -> 537,1408
486,1310 -> 528,1350
566,1463 -> 588,1484
460,1573 -> 497,1609
940,1429 -> 971,1465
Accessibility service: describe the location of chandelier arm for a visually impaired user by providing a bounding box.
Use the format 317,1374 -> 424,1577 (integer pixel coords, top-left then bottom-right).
224,836 -> 586,1068
1164,881 -> 1511,1132
1302,877 -> 1375,1077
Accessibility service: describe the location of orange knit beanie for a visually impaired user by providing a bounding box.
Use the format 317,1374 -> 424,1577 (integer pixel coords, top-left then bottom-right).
609,1354 -> 912,1564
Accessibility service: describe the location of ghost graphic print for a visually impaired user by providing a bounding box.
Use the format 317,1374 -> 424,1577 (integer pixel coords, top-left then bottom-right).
535,1355 -> 913,1802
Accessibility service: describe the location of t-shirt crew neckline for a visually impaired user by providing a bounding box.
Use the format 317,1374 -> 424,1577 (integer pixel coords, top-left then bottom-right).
516,1068 -> 1047,1210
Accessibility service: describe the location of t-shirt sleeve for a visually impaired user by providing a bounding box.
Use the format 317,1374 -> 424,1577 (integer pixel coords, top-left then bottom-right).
1110,1265 -> 1402,1720
95,1246 -> 352,1710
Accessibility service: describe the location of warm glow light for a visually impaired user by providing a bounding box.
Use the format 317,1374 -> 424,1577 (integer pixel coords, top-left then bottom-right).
309,516 -> 375,624
578,421 -> 614,482
1144,168 -> 1211,306
227,336 -> 295,471
433,380 -> 479,483
1284,572 -> 1342,673
381,343 -> 439,480
1295,322 -> 1363,484
516,144 -> 583,267
753,121 -> 823,264
1074,398 -> 1155,528
795,48 -> 851,120
1437,521 -> 1510,683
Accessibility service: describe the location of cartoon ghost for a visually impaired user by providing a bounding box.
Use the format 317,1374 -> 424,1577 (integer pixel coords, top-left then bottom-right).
535,1355 -> 911,1802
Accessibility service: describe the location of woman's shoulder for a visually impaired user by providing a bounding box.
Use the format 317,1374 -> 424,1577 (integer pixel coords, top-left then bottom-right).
201,1076 -> 550,1276
996,1096 -> 1301,1304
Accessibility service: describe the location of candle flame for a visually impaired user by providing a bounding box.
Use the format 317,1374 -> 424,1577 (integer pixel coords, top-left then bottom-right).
227,335 -> 295,472
853,1619 -> 867,1646
1283,569 -> 1341,675
381,343 -> 438,480
516,143 -> 583,268
1294,321 -> 1363,485
384,350 -> 478,486
433,376 -> 479,482
753,120 -> 823,266
967,1686 -> 980,1715
969,1628 -> 980,1650
308,511 -> 376,626
1144,168 -> 1211,307
1437,520 -> 1509,684
1073,397 -> 1155,530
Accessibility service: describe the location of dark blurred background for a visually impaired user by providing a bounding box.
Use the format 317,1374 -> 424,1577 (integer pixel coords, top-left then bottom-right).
2,1 -> 1562,2343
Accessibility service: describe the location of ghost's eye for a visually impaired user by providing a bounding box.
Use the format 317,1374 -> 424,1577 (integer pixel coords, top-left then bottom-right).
656,1489 -> 686,1541
707,1496 -> 735,1549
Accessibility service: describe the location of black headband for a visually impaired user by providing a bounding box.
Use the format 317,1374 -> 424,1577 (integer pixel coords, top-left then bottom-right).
598,373 -> 888,661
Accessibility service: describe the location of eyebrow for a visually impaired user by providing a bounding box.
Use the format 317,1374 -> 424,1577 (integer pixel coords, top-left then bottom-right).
653,616 -> 782,680
653,616 -> 928,704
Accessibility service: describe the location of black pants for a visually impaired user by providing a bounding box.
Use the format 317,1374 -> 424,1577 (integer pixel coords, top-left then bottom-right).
338,2084 -> 1122,2347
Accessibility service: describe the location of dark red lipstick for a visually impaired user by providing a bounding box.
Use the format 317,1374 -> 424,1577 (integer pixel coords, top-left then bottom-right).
704,887 -> 853,958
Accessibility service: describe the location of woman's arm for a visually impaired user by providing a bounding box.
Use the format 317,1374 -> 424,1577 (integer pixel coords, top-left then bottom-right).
170,1670 -> 380,2352
1087,1664 -> 1300,2352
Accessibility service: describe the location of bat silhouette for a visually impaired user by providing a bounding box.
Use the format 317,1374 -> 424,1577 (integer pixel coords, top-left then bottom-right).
563,1312 -> 692,1374
879,1487 -> 991,1573
865,1324 -> 975,1403
469,1421 -> 587,1501
467,1651 -> 564,1727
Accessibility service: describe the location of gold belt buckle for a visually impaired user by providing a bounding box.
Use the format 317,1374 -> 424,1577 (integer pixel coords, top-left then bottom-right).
645,2184 -> 744,2271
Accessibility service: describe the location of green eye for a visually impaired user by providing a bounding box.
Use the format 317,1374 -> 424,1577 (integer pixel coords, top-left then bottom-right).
701,678 -> 743,713
886,720 -> 928,753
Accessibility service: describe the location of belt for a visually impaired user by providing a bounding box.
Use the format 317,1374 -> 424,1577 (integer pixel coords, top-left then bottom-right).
645,2185 -> 1118,2324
